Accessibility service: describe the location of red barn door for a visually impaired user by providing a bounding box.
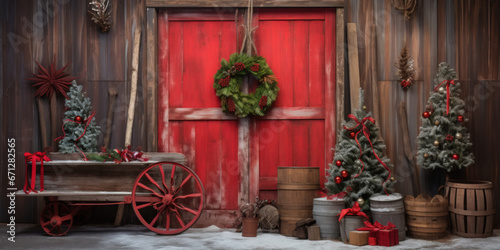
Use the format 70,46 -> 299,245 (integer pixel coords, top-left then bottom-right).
158,8 -> 335,227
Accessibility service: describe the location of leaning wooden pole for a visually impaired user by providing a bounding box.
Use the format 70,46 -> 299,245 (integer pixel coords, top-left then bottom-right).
115,27 -> 141,227
347,23 -> 361,111
104,87 -> 118,148
124,28 -> 141,148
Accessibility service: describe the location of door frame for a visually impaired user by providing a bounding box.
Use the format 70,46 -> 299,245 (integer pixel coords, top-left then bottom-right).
143,1 -> 345,220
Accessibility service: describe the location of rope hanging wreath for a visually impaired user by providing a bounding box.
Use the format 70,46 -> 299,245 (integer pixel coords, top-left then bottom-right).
213,0 -> 279,118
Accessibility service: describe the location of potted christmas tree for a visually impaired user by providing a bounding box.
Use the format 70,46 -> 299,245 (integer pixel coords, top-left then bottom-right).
416,62 -> 493,238
55,81 -> 101,158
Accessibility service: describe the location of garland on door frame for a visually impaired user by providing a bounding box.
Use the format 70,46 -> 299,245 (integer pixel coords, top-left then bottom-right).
213,53 -> 279,117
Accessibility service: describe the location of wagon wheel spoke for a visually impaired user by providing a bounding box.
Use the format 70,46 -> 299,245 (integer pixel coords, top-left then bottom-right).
144,172 -> 167,195
137,182 -> 164,198
136,202 -> 156,210
170,165 -> 176,192
42,221 -> 51,227
173,174 -> 192,196
149,206 -> 165,227
174,193 -> 202,201
172,207 -> 186,228
159,164 -> 169,193
165,207 -> 171,231
173,203 -> 198,215
60,215 -> 73,222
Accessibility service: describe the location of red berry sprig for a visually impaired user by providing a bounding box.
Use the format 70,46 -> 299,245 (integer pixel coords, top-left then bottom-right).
227,99 -> 236,112
251,63 -> 260,72
234,62 -> 245,71
219,76 -> 230,87
259,96 -> 268,109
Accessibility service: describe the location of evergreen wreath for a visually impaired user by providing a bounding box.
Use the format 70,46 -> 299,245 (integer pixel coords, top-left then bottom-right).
213,53 -> 279,117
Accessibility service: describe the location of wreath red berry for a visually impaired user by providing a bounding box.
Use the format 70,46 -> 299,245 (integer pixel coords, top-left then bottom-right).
213,53 -> 279,117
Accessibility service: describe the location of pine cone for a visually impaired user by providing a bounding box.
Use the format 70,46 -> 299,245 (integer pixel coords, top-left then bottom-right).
251,63 -> 260,72
234,62 -> 245,71
218,76 -> 230,87
259,96 -> 268,109
227,98 -> 236,112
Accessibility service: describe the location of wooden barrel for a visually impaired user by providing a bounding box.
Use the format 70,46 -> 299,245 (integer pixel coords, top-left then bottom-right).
370,193 -> 406,241
312,197 -> 345,239
339,215 -> 367,243
444,180 -> 496,238
404,194 -> 448,239
278,167 -> 320,236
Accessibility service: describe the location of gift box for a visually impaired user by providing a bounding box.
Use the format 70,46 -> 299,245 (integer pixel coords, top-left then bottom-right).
357,221 -> 399,246
349,230 -> 370,246
378,228 -> 399,246
338,202 -> 369,242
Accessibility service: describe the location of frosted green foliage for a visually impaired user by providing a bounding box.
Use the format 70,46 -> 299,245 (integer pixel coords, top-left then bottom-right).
58,81 -> 101,153
326,89 -> 395,211
417,62 -> 474,172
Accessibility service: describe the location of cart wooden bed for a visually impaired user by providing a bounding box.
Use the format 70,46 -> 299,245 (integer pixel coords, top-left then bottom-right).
16,152 -> 205,236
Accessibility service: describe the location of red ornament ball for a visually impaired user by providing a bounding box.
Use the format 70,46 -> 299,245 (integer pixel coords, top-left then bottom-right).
335,160 -> 342,167
457,115 -> 464,122
74,116 -> 83,123
452,154 -> 460,160
422,111 -> 430,118
341,170 -> 349,178
334,176 -> 342,184
349,132 -> 356,139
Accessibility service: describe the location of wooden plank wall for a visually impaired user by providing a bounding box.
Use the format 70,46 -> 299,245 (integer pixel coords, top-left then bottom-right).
347,0 -> 500,228
0,0 -> 148,223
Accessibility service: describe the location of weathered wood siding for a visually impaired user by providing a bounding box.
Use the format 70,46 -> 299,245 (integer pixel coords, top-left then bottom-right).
347,0 -> 500,228
0,0 -> 148,223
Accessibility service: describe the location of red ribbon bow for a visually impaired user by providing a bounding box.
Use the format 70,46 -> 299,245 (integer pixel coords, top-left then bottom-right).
356,221 -> 396,232
24,152 -> 51,194
317,190 -> 347,200
338,201 -> 369,222
113,146 -> 149,164
55,111 -> 96,161
433,79 -> 456,115
343,114 -> 391,194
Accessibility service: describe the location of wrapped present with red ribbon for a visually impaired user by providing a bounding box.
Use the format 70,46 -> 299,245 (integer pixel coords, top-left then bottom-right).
23,152 -> 51,194
357,221 -> 399,246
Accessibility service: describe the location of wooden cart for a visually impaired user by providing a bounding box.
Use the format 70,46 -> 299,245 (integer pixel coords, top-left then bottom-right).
16,153 -> 205,236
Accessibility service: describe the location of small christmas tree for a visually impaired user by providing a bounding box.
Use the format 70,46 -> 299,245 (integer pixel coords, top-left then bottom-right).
326,89 -> 395,211
394,42 -> 416,91
58,81 -> 101,153
417,62 -> 474,172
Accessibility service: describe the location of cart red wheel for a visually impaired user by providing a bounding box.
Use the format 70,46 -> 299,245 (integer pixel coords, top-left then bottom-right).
132,162 -> 205,235
40,201 -> 73,236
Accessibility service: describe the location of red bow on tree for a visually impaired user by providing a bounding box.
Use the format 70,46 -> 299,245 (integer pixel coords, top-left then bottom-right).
338,201 -> 369,222
24,152 -> 51,194
343,114 -> 392,194
433,79 -> 456,115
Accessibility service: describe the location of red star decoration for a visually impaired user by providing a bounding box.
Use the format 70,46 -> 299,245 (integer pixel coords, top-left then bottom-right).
27,58 -> 79,99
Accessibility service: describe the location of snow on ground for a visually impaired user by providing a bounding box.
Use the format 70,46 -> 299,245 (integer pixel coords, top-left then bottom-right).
2,224 -> 500,250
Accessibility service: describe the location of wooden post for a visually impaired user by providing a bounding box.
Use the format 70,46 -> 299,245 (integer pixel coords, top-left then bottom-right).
104,86 -> 118,148
370,24 -> 381,136
37,98 -> 48,150
335,8 -> 345,136
399,102 -> 420,195
50,94 -> 58,150
347,23 -> 360,110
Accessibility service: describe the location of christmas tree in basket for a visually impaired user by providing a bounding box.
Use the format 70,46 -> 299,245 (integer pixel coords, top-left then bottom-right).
417,62 -> 474,172
57,81 -> 101,153
326,89 -> 395,211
